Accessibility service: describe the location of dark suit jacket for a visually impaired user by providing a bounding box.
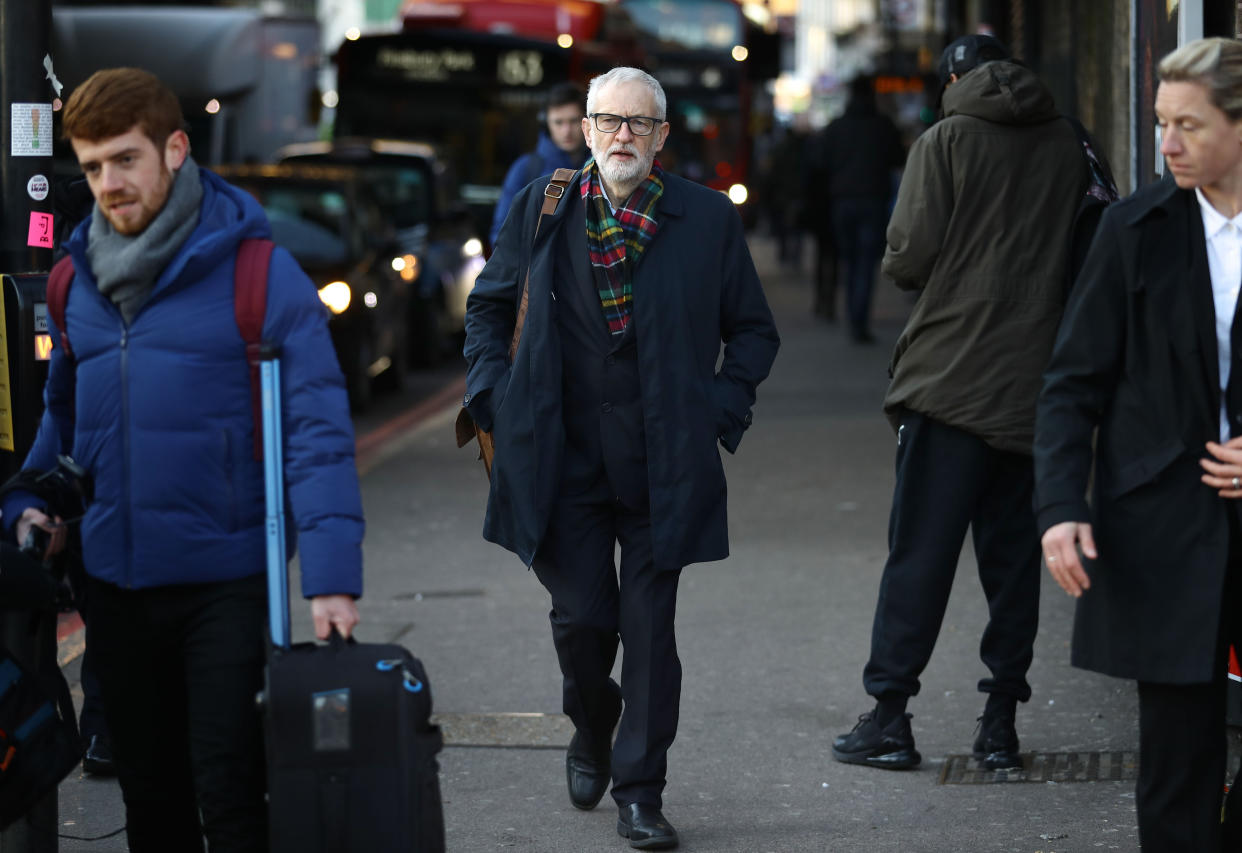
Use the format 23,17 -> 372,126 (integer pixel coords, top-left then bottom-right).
1034,178 -> 1231,684
463,170 -> 780,570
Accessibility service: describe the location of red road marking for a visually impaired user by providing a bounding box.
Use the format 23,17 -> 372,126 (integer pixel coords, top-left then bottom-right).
58,611 -> 83,641
354,375 -> 465,471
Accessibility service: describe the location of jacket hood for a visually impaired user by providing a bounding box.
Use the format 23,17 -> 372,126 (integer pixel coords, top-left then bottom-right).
942,61 -> 1058,126
66,167 -> 272,282
535,132 -> 583,164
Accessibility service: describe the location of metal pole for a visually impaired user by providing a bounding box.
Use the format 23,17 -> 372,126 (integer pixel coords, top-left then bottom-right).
1,2 -> 61,850
0,0 -> 56,275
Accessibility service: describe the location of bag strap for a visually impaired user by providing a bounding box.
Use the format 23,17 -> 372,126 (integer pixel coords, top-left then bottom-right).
234,238 -> 275,461
1064,116 -> 1120,201
509,167 -> 575,363
46,256 -> 76,362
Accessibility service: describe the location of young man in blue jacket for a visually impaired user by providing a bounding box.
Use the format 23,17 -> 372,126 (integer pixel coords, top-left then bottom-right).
488,83 -> 587,247
3,68 -> 364,852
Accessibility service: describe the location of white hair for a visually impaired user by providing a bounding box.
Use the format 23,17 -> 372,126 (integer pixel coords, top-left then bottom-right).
585,67 -> 667,120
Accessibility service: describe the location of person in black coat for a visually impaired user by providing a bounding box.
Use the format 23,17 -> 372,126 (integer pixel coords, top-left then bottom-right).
463,67 -> 778,850
1036,37 -> 1242,851
811,75 -> 904,342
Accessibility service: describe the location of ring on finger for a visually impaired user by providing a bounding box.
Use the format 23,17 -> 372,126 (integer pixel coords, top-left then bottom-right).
1233,476 -> 1240,490
1046,555 -> 1057,563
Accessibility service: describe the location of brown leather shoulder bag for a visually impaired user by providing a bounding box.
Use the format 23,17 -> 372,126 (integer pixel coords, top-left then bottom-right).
455,168 -> 575,477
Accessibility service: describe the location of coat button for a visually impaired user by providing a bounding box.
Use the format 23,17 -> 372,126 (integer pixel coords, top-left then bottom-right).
601,402 -> 613,413
463,393 -> 472,405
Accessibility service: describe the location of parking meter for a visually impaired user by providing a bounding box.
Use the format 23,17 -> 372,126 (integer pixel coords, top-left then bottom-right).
0,273 -> 50,484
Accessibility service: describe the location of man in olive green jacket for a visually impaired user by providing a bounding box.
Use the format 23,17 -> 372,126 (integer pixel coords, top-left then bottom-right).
832,34 -> 1090,772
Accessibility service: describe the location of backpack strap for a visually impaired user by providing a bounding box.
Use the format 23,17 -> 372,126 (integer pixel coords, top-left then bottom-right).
46,257 -> 76,361
234,238 -> 275,461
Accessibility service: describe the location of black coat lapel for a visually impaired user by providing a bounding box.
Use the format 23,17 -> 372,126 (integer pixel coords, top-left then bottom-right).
1141,188 -> 1218,425
1186,193 -> 1221,401
564,192 -> 608,337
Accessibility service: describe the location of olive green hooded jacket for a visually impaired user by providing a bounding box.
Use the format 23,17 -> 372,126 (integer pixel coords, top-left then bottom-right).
882,60 -> 1090,454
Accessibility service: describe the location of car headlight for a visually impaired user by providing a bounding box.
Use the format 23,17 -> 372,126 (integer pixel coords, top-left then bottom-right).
318,280 -> 351,314
394,253 -> 419,281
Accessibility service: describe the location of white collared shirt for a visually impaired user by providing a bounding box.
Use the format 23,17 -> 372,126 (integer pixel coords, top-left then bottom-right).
1196,187 -> 1242,441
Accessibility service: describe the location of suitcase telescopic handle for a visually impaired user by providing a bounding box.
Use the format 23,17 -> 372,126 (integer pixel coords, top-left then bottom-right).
260,347 -> 290,649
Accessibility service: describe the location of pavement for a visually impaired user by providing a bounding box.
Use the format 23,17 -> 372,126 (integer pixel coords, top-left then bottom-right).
47,233 -> 1150,852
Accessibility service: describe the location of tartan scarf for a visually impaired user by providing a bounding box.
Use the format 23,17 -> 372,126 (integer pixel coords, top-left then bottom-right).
581,157 -> 663,335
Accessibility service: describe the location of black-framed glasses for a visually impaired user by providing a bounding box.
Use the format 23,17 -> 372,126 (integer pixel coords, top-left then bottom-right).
589,113 -> 663,136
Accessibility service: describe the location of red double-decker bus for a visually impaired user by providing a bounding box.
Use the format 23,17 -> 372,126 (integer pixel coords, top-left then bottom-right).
333,0 -> 771,235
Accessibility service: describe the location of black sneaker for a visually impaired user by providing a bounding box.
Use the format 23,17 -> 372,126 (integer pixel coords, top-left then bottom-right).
972,712 -> 1022,771
832,711 -> 921,769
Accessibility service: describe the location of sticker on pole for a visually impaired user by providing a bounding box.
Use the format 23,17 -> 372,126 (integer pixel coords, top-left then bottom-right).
27,212 -> 53,248
26,175 -> 48,201
11,103 -> 53,156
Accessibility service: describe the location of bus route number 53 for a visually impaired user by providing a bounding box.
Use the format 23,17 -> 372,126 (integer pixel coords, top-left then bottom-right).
498,51 -> 544,87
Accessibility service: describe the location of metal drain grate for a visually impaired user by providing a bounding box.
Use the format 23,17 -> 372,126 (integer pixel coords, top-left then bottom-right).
938,751 -> 1139,784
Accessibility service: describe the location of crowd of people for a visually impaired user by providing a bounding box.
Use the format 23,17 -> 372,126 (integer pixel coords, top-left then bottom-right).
6,29 -> 1242,853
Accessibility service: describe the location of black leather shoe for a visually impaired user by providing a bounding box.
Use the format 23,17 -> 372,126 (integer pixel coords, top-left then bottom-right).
82,734 -> 116,777
973,711 -> 1022,771
831,710 -> 921,769
617,803 -> 678,850
566,730 -> 611,810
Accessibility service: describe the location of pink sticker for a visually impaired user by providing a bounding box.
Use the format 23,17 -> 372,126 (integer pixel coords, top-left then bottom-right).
27,211 -> 53,248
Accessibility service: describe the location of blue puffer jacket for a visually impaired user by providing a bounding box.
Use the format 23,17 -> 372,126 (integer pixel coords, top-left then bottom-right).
2,169 -> 364,598
488,134 -> 586,246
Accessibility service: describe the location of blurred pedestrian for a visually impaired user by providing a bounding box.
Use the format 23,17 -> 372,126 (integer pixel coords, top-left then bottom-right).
463,67 -> 779,850
2,67 -> 364,852
761,122 -> 810,269
810,76 -> 904,342
832,35 -> 1089,773
803,128 -> 838,321
489,83 -> 588,247
1037,37 -> 1242,850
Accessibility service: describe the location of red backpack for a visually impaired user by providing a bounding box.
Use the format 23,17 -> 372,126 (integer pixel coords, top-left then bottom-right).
45,238 -> 275,459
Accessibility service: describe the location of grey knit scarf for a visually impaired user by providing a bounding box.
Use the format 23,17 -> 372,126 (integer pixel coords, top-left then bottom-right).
87,156 -> 203,325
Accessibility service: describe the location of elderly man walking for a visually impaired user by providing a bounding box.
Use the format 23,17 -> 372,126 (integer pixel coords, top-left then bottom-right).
463,67 -> 778,850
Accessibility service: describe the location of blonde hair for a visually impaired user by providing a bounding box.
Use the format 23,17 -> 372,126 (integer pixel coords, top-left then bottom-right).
1159,37 -> 1242,121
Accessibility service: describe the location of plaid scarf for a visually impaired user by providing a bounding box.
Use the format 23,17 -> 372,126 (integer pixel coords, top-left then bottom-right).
581,157 -> 663,335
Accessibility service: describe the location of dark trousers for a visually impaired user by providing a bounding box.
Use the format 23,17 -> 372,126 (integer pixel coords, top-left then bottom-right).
86,574 -> 269,853
811,228 -> 838,320
68,568 -> 108,741
863,411 -> 1041,702
533,476 -> 682,808
1135,522 -> 1242,852
831,197 -> 889,339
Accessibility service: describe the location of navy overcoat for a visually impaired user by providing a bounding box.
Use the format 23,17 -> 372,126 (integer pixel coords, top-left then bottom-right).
464,169 -> 779,569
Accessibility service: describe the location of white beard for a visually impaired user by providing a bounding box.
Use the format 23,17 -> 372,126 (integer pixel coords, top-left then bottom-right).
595,141 -> 654,190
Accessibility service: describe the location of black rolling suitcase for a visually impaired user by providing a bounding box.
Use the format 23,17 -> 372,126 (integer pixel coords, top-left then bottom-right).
257,347 -> 445,853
